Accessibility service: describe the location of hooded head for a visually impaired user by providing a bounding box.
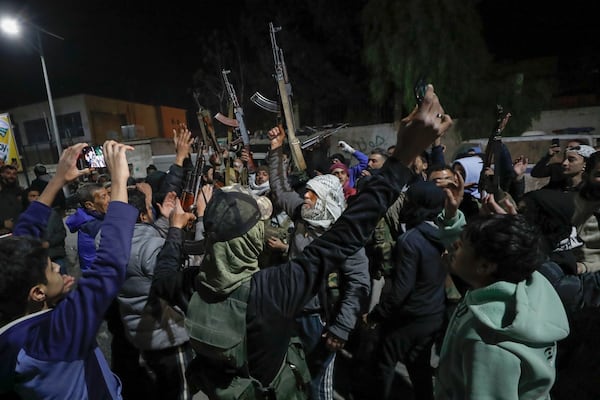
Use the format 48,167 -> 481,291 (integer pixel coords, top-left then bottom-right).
198,185 -> 272,295
399,180 -> 446,229
452,156 -> 484,199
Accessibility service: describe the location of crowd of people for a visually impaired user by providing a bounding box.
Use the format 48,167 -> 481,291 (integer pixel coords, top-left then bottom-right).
1,84 -> 600,400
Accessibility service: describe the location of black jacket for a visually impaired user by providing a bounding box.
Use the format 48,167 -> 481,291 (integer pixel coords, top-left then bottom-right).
369,221 -> 446,325
153,157 -> 414,386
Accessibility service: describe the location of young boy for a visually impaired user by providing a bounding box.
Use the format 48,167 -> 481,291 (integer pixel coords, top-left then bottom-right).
435,213 -> 570,399
0,141 -> 137,399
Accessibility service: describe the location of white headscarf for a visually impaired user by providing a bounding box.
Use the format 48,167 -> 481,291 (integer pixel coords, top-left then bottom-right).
301,174 -> 346,229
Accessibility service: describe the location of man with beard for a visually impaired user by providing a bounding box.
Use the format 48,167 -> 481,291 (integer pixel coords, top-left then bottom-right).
268,126 -> 370,400
0,164 -> 24,235
151,84 -> 451,399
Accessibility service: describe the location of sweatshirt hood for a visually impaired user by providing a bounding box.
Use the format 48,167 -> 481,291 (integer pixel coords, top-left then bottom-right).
452,156 -> 483,199
415,221 -> 445,253
466,271 -> 569,343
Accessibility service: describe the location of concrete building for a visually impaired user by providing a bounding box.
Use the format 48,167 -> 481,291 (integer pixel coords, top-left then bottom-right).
4,94 -> 186,170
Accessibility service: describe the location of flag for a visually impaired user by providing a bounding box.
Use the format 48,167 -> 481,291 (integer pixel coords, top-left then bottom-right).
0,113 -> 23,171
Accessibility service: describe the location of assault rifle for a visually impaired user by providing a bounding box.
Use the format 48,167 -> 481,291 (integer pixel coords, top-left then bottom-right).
267,22 -> 306,172
301,123 -> 349,150
180,138 -> 205,214
214,69 -> 256,172
193,92 -> 224,167
478,104 -> 513,203
192,90 -> 210,146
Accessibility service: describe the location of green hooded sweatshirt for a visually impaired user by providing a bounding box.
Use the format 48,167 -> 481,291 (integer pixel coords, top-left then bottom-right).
435,271 -> 569,400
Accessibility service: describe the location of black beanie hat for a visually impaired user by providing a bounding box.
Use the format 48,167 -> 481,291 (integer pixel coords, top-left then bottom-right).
203,189 -> 261,242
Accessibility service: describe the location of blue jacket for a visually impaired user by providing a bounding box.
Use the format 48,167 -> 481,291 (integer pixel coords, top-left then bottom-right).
0,200 -> 137,399
65,207 -> 104,271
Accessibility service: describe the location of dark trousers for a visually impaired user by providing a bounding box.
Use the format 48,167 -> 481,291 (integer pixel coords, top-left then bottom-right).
142,342 -> 194,400
105,300 -> 157,400
376,316 -> 443,400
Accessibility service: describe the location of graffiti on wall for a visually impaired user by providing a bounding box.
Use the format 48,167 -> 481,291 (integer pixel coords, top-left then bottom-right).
328,124 -> 396,157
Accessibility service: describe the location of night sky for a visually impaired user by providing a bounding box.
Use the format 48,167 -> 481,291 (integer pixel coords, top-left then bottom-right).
0,0 -> 598,112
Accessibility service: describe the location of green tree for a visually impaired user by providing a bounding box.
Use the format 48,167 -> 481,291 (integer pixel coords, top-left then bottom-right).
362,0 -> 556,139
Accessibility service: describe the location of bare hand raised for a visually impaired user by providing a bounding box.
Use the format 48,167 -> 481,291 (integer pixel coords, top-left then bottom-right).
103,141 -> 134,203
39,143 -> 90,207
393,84 -> 452,166
173,123 -> 194,166
55,143 -> 90,184
267,126 -> 285,150
169,199 -> 196,229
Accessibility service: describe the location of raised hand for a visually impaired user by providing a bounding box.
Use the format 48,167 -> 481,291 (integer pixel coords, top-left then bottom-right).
393,84 -> 452,166
55,143 -> 90,184
338,140 -> 355,154
173,123 -> 194,166
169,199 -> 196,229
513,156 -> 529,179
39,143 -> 89,207
481,193 -> 518,216
442,171 -> 464,219
267,126 -> 286,150
157,191 -> 177,219
103,140 -> 134,204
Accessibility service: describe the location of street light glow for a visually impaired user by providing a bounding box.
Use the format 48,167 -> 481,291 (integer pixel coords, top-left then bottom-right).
0,15 -> 64,163
0,17 -> 20,36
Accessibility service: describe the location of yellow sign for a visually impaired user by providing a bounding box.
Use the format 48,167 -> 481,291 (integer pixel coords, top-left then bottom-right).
0,113 -> 22,171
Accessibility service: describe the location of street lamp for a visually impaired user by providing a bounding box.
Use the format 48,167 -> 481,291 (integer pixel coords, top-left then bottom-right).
1,16 -> 64,161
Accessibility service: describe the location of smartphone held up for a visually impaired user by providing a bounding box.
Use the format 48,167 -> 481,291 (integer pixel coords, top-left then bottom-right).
81,145 -> 106,168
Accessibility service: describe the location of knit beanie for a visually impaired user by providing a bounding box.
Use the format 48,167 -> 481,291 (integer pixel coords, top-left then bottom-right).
329,162 -> 349,176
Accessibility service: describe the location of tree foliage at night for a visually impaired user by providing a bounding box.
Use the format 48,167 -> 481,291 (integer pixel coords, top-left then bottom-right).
189,0 -> 556,139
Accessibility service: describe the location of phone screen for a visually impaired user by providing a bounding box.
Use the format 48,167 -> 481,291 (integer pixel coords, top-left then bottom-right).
551,138 -> 560,147
82,145 -> 106,168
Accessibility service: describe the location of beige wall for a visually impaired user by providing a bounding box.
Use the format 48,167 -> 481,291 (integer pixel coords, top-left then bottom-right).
159,106 -> 187,139
85,95 -> 161,142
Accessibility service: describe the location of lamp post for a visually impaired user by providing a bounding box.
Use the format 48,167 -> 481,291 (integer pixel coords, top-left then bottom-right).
1,17 -> 64,161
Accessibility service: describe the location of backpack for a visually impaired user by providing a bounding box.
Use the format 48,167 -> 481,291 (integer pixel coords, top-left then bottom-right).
185,281 -> 311,399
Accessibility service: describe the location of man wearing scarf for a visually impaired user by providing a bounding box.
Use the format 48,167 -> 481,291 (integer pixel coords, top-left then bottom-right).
268,132 -> 370,400
150,83 -> 451,399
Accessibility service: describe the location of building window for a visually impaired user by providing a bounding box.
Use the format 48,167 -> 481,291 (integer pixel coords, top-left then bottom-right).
23,112 -> 84,144
23,118 -> 50,144
57,112 -> 84,139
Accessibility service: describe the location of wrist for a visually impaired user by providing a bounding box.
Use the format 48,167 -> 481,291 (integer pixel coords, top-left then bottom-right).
175,154 -> 187,166
270,141 -> 283,150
